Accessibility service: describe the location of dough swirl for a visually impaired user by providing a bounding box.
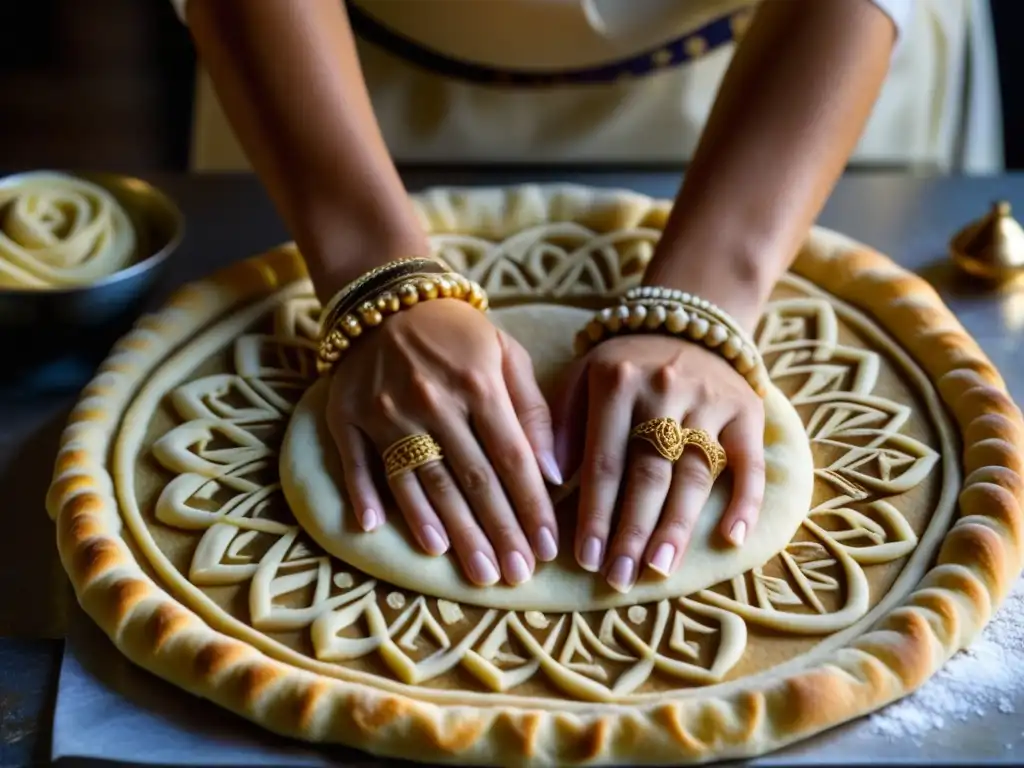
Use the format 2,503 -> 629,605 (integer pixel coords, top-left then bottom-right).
0,172 -> 136,289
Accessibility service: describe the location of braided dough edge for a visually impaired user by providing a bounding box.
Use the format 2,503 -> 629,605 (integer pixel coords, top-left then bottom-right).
46,185 -> 1024,765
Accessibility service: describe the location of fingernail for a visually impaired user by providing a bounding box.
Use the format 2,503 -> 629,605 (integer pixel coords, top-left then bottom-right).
468,551 -> 500,585
729,520 -> 748,546
607,556 -> 636,593
539,451 -> 564,485
579,536 -> 603,572
648,543 -> 676,577
360,508 -> 380,532
505,551 -> 532,585
420,525 -> 448,555
536,527 -> 558,561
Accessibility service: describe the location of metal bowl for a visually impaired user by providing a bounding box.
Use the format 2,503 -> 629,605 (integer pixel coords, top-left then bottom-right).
0,171 -> 184,385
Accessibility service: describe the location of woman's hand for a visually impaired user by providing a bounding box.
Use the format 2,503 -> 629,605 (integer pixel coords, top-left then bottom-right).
553,335 -> 765,593
326,299 -> 563,587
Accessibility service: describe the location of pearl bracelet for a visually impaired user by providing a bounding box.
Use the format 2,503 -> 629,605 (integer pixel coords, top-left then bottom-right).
317,272 -> 488,375
574,290 -> 768,397
623,285 -> 756,348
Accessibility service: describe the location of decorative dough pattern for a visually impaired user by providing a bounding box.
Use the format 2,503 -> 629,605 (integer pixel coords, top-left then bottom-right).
142,256 -> 944,703
46,186 -> 1024,766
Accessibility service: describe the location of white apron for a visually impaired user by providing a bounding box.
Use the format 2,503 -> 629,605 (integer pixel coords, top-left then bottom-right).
184,0 -> 1002,173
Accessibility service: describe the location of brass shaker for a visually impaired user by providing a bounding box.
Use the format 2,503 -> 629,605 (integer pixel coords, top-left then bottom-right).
950,201 -> 1024,284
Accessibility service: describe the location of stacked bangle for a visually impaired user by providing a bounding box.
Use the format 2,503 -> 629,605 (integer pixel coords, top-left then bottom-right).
316,259 -> 488,375
318,257 -> 446,339
574,286 -> 768,397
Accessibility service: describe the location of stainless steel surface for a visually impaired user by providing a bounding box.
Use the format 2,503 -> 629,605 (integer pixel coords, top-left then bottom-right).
0,171 -> 184,380
1,171 -> 1023,767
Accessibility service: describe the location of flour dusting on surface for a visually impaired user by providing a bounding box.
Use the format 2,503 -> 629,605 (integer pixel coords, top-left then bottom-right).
867,576 -> 1024,744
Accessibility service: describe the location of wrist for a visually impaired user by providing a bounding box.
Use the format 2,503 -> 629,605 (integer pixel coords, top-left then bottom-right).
280,183 -> 431,302
298,215 -> 431,303
642,241 -> 775,333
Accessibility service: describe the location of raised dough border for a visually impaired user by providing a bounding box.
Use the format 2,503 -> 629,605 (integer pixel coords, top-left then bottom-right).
46,185 -> 1024,765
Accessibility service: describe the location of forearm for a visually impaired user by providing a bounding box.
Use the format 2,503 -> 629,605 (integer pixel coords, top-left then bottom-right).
187,0 -> 427,301
644,0 -> 895,330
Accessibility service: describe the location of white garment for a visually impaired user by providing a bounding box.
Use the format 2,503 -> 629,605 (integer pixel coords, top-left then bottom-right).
174,0 -> 1003,173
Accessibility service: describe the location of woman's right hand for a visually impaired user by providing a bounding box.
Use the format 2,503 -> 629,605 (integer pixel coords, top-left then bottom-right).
326,297 -> 563,586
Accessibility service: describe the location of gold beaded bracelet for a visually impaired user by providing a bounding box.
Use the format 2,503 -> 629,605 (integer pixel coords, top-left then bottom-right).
574,288 -> 768,397
318,257 -> 447,342
317,271 -> 489,375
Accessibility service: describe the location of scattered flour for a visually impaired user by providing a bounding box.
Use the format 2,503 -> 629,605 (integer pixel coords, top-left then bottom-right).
867,576 -> 1024,743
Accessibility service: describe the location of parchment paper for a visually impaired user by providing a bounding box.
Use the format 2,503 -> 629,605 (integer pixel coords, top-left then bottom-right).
52,606 -> 1024,766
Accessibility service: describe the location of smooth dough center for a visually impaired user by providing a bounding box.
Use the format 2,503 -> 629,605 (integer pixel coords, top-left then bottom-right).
281,304 -> 815,611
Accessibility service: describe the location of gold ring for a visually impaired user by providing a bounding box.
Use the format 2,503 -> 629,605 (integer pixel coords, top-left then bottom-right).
629,417 -> 686,463
680,428 -> 728,480
382,434 -> 443,479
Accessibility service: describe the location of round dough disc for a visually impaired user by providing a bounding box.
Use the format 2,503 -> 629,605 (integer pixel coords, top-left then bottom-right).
282,303 -> 815,612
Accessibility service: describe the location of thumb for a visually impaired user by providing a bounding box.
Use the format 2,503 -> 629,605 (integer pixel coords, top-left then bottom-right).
498,330 -> 563,485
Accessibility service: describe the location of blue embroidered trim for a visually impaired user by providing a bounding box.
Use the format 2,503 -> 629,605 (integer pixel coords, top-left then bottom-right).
346,3 -> 747,87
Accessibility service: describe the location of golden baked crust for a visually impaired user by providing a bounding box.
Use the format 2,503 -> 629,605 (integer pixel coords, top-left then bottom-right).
46,185 -> 1024,765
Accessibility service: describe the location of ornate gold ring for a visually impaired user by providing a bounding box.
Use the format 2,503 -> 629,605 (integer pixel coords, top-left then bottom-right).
382,434 -> 444,479
629,420 -> 728,478
679,427 -> 728,480
629,417 -> 686,463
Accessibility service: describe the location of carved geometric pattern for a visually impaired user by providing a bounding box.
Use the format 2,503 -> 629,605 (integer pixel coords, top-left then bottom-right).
147,228 -> 939,702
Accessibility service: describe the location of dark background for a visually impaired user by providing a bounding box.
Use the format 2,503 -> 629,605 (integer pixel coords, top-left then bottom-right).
0,0 -> 1022,173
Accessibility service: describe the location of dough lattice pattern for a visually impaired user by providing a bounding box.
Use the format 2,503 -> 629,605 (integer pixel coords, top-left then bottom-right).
147,225 -> 941,702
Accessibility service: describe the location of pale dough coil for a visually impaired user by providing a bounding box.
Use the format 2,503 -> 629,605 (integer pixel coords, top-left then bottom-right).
0,172 -> 137,289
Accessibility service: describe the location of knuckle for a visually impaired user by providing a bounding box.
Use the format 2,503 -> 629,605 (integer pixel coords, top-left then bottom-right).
459,369 -> 496,402
517,400 -> 552,430
632,457 -> 672,487
449,520 -> 484,547
676,457 -> 712,487
696,384 -> 721,409
459,463 -> 492,496
651,364 -> 677,394
590,451 -> 622,478
489,522 -> 526,548
615,522 -> 652,549
514,494 -> 549,527
372,391 -> 399,422
410,374 -> 447,416
657,515 -> 694,541
744,453 -> 767,477
348,451 -> 373,473
418,463 -> 457,496
495,445 -> 531,477
592,359 -> 637,393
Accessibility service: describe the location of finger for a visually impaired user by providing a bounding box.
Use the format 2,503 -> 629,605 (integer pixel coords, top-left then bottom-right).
644,414 -> 732,578
431,417 -> 537,586
717,408 -> 766,547
575,360 -> 637,573
327,419 -> 387,533
413,461 -> 505,585
360,390 -> 455,559
386,466 -> 456,559
473,388 -> 560,563
499,330 -> 562,486
603,407 -> 678,593
550,356 -> 590,481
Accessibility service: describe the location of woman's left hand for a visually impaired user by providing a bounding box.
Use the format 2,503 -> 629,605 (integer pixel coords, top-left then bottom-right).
552,334 -> 766,593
